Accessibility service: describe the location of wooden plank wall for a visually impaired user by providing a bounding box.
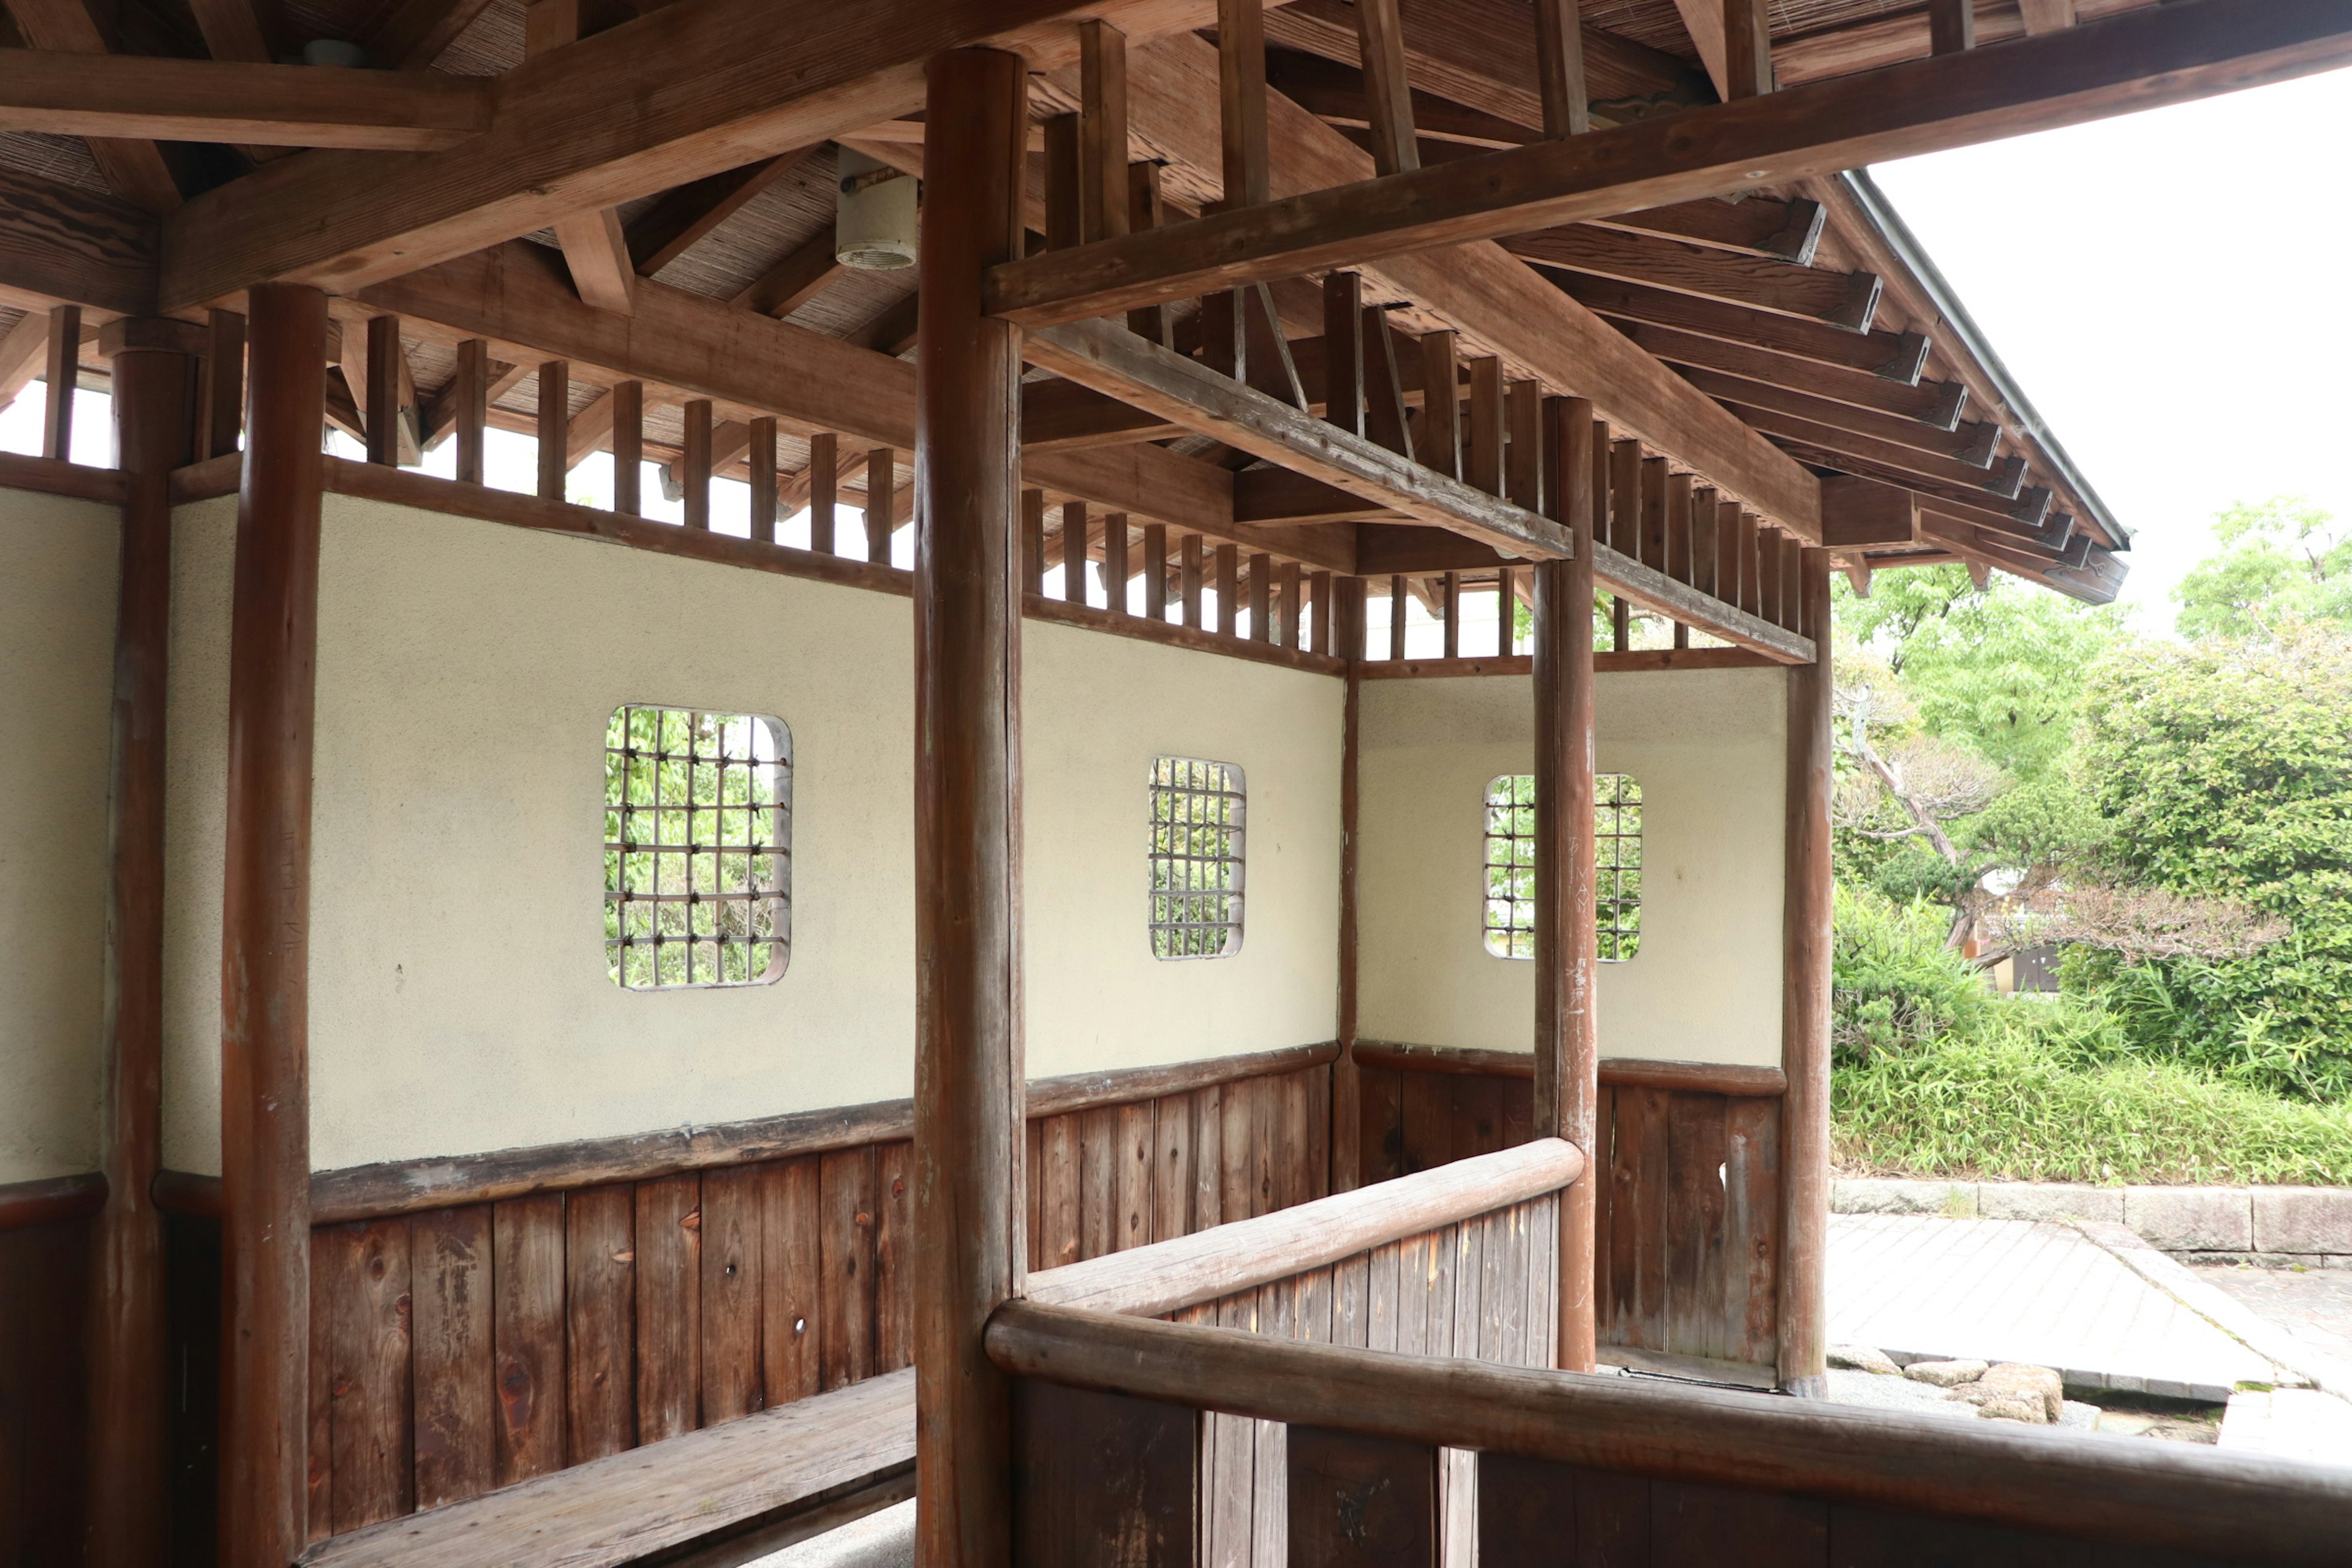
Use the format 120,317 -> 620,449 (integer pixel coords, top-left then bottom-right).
1167,1191 -> 1560,1568
1357,1065 -> 1779,1374
0,1216 -> 92,1567
294,1061 -> 1328,1541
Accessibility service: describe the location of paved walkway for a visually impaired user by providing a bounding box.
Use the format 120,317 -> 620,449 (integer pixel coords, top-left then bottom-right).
1828,1214 -> 2279,1401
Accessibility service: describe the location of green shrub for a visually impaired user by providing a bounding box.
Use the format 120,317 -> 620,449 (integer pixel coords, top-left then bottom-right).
1831,884 -> 1991,1067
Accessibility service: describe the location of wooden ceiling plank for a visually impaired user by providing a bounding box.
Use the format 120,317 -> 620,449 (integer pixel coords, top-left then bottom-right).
0,54 -> 491,149
1675,366 -> 1994,465
1504,224 -> 1881,330
986,4 -> 2352,328
158,0 -> 1206,310
627,147 -> 819,277
1593,195 -> 1825,263
732,227 -> 847,319
2019,0 -> 2079,34
182,0 -> 290,163
2,0 -> 179,211
363,0 -> 500,69
0,163 -> 158,315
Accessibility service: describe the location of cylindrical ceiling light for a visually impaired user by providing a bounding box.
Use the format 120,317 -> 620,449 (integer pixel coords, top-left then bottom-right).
834,148 -> 918,271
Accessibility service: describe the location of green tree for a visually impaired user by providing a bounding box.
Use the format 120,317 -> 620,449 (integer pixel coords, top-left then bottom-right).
2076,627 -> 2352,1099
2173,496 -> 2352,641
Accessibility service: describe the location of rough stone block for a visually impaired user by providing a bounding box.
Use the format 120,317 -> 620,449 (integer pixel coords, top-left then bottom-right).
1829,1345 -> 1901,1376
1977,1183 -> 2124,1225
1834,1178 -> 1975,1216
1904,1359 -> 1987,1388
2252,1188 -> 2352,1256
2125,1186 -> 2252,1252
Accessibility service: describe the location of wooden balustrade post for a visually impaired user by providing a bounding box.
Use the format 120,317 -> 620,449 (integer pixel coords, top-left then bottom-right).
86,317 -> 198,1568
913,47 -> 1028,1568
451,338 -> 488,486
43,303 -> 80,459
1534,398 -> 1599,1374
1779,548 -> 1834,1396
810,432 -> 839,554
219,282 -> 326,1568
749,416 -> 779,542
682,398 -> 714,530
535,359 -> 567,500
611,379 -> 643,516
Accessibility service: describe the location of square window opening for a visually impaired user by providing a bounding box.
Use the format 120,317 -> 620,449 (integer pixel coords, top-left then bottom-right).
1149,756 -> 1245,960
1482,772 -> 1642,962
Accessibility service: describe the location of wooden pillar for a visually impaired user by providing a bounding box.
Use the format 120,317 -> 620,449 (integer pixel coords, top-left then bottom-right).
1779,547 -> 1834,1397
86,318 -> 197,1568
363,314 -> 402,466
869,447 -> 898,564
452,339 -> 488,486
42,303 -> 80,459
1534,399 -> 1599,1374
219,282 -> 325,1568
535,360 -> 568,500
1332,577 -> 1366,1191
913,47 -> 1027,1568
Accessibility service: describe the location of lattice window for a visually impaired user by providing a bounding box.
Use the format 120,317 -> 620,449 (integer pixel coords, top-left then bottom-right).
1482,772 -> 1642,962
605,705 -> 792,989
1148,756 -> 1245,960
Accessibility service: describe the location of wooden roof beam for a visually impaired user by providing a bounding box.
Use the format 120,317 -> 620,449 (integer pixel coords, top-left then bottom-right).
0,163 -> 157,315
363,0 -> 499,69
1561,274 -> 1926,381
3,0 -> 181,212
1676,365 -> 1994,466
985,3 -> 2352,326
1616,320 -> 1964,428
157,0 -> 1216,309
626,148 -> 818,277
1504,225 -> 1882,331
0,53 -> 498,149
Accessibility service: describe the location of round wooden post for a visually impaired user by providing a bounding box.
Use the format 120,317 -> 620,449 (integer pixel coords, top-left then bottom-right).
220,282 -> 326,1568
1777,547 -> 1834,1396
1534,398 -> 1599,1373
86,318 -> 197,1568
911,48 -> 1028,1568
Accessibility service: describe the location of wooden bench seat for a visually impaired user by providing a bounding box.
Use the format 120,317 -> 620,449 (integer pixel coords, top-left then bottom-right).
301,1368 -> 914,1568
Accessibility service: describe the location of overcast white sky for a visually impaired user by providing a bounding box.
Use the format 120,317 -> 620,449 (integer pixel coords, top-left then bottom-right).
12,62 -> 2348,639
1868,62 -> 2352,633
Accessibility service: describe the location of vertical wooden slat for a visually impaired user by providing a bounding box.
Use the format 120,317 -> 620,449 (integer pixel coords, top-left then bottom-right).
40,303 -> 78,459
1441,571 -> 1461,658
1477,1452 -> 1574,1567
867,446 -> 897,564
873,1141 -> 914,1372
747,415 -> 778,543
1248,551 -> 1272,643
1363,306 -> 1412,456
1654,1480 -> 1827,1565
1467,357 -> 1505,496
1928,0 -> 1976,54
818,1148 -> 877,1390
322,1221 -> 413,1532
1390,573 -> 1408,660
1369,1238 -> 1403,1354
1291,1427 -> 1437,1566
1061,500 -> 1090,605
1665,1093 -> 1731,1360
1104,511 -> 1129,615
201,306 -> 247,459
221,284 -> 325,1568
1219,1077 -> 1255,1224
565,1185 -> 635,1463
1324,271 -> 1365,437
1115,1101 -> 1154,1252
1496,566 -> 1517,656
1020,488 -> 1046,596
1400,1072 -> 1451,1175
410,1206 -> 494,1510
307,1255 -> 331,1542
1040,1114 -> 1082,1270
1531,0 -> 1590,137
1717,499 -> 1745,611
1417,331 -> 1461,479
1279,1069 -> 1312,1212
1080,1106 -> 1119,1261
1127,162 -> 1171,344
1724,0 -> 1776,98
759,1158 -> 823,1409
1042,111 -> 1081,250
608,379 -> 642,516
699,1166 -> 763,1425
680,398 -> 713,530
1013,1381 -> 1195,1568
1450,1076 -> 1504,1161
1182,532 -> 1205,629
1691,486 -> 1720,598
1638,456 -> 1668,571
1142,522 -> 1169,620
633,1175 -> 702,1444
1191,1084 -> 1224,1232
1725,1095 -> 1782,1370
809,432 -> 839,554
1313,569 -> 1336,655
1781,549 -> 1834,1396
1665,471 -> 1694,582
1215,543 -> 1239,636
1280,560 -> 1303,649
1607,437 -> 1640,554
363,314 -> 402,466
1359,1067 -> 1403,1186
1026,1119 -> 1047,1273
534,360 -> 567,500
1623,1087 -> 1671,1349
1152,1094 -> 1194,1242
1593,1085 -> 1615,1343
1352,0 -> 1420,176
491,1194 -> 566,1485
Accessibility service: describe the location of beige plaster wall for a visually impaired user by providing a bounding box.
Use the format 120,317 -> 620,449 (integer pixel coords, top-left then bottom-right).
1022,619 -> 1343,1079
157,494 -> 1343,1173
0,488 -> 118,1183
1355,666 -> 1788,1068
160,497 -> 235,1174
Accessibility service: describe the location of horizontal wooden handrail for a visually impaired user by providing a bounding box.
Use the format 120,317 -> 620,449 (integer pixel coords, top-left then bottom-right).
0,450 -> 127,504
986,1301 -> 2352,1567
153,1043 -> 1340,1224
1354,1041 -> 1787,1098
0,1171 -> 107,1231
1027,1137 -> 1583,1319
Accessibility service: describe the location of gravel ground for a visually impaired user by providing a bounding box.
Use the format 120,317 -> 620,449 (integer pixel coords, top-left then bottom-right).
2190,1262 -> 2352,1362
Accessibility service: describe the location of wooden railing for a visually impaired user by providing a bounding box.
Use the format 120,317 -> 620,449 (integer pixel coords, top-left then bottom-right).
989,1301 -> 2352,1568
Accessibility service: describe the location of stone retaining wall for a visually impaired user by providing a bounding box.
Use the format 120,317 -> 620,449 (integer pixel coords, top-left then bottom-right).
1833,1179 -> 2352,1265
